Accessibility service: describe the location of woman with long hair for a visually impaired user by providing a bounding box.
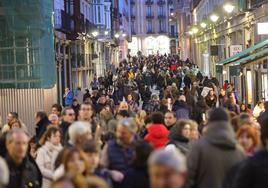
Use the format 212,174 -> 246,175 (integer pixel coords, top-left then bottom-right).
36,127 -> 63,188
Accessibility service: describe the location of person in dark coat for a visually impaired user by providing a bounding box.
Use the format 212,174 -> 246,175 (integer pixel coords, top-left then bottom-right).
35,111 -> 50,141
83,89 -> 91,102
257,101 -> 268,125
233,117 -> 268,188
205,90 -> 217,108
71,99 -> 80,120
167,120 -> 191,155
120,140 -> 154,188
59,107 -> 76,144
172,95 -> 190,120
5,129 -> 42,188
184,108 -> 245,188
193,96 -> 209,125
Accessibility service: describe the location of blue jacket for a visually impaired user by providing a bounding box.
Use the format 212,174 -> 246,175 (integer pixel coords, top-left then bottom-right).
107,139 -> 135,173
64,90 -> 74,106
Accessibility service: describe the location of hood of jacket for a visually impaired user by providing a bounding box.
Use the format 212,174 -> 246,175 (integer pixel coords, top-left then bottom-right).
147,124 -> 169,139
204,121 -> 237,149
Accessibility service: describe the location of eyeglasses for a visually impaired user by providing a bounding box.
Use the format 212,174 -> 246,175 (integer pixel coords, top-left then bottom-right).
67,113 -> 75,116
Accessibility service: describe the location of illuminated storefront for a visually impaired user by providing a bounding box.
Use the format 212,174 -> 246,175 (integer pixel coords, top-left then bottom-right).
129,35 -> 170,56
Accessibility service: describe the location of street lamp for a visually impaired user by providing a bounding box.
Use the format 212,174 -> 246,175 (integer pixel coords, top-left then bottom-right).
192,27 -> 199,34
223,3 -> 235,13
210,14 -> 219,22
92,31 -> 99,37
200,22 -> 207,28
104,31 -> 109,35
115,33 -> 120,38
189,31 -> 193,35
170,12 -> 174,16
122,33 -> 127,38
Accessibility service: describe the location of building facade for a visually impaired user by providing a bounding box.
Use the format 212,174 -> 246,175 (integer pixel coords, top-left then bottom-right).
128,0 -> 178,56
190,0 -> 268,104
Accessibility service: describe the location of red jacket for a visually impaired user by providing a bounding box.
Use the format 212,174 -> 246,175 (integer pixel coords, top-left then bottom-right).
144,124 -> 169,149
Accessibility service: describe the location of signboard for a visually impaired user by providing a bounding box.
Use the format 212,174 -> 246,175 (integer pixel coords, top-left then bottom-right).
257,22 -> 268,35
230,45 -> 243,56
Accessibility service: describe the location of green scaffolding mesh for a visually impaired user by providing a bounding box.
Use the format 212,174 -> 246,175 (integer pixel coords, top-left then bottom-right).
0,0 -> 55,88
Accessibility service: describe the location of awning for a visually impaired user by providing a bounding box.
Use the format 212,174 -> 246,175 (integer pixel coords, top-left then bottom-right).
216,39 -> 268,65
230,47 -> 268,66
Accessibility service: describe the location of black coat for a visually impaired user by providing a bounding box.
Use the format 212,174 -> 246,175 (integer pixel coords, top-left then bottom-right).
257,110 -> 268,125
234,149 -> 268,188
36,117 -> 50,140
120,165 -> 150,188
5,154 -> 42,188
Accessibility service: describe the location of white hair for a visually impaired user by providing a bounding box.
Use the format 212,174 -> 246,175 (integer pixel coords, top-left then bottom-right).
68,121 -> 91,143
148,145 -> 187,173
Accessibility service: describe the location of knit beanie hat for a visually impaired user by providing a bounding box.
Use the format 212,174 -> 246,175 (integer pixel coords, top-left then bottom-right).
208,107 -> 229,122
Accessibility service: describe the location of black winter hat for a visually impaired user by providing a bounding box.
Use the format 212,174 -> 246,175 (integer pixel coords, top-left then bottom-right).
208,107 -> 230,123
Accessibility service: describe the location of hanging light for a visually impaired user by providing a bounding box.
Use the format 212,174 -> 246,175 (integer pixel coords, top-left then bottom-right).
104,31 -> 109,35
115,33 -> 120,38
192,27 -> 199,34
223,3 -> 235,13
122,33 -> 127,37
189,30 -> 193,35
200,22 -> 207,28
210,14 -> 219,22
92,31 -> 99,37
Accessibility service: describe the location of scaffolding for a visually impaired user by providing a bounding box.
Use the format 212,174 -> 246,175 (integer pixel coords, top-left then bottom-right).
0,0 -> 55,89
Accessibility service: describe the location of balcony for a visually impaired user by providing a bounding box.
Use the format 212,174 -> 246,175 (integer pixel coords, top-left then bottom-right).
169,32 -> 178,38
145,0 -> 154,5
147,30 -> 155,34
157,0 -> 165,5
54,9 -> 74,32
158,14 -> 166,19
131,14 -> 136,19
159,30 -> 167,34
130,0 -> 135,5
146,14 -> 154,19
132,31 -> 136,35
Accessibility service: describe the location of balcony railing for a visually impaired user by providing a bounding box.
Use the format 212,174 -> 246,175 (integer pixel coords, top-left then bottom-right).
145,0 -> 154,5
159,30 -> 167,34
158,14 -> 166,19
157,0 -> 165,5
169,32 -> 178,38
146,14 -> 154,19
147,30 -> 154,34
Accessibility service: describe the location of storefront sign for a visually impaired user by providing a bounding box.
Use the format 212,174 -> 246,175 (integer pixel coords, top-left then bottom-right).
230,45 -> 243,56
257,22 -> 268,35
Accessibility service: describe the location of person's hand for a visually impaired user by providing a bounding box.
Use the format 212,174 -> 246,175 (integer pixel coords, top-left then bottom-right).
109,170 -> 124,182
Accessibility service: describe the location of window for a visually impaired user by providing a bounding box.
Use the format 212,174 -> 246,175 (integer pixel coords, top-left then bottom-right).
131,5 -> 135,15
131,21 -> 135,32
147,6 -> 152,16
98,6 -> 101,23
159,20 -> 165,31
147,20 -> 153,32
158,6 -> 164,16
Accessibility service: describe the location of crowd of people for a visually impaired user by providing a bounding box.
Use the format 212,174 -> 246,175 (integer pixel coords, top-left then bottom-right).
0,54 -> 268,188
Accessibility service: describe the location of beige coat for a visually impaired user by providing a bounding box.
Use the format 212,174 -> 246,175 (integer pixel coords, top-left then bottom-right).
36,141 -> 63,188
